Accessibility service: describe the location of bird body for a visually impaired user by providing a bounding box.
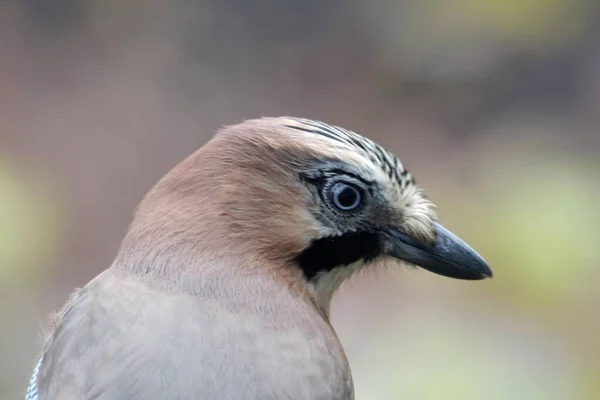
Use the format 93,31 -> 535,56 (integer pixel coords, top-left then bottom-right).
34,269 -> 352,399
27,117 -> 490,399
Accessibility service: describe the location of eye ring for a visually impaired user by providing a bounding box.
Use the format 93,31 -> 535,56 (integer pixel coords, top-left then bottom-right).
329,182 -> 363,211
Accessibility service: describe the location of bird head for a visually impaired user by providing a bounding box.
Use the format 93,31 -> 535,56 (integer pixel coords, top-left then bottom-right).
125,117 -> 491,312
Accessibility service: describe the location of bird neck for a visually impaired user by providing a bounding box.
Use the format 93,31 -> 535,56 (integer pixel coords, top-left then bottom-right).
112,216 -> 328,314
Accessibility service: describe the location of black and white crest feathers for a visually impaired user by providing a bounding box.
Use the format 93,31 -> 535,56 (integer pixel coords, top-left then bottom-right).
284,118 -> 415,188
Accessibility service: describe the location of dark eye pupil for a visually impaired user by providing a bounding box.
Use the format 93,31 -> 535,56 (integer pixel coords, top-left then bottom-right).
337,188 -> 357,207
331,182 -> 361,211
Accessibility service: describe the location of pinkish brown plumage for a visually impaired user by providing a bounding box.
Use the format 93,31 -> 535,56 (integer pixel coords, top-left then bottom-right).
28,117 -> 490,400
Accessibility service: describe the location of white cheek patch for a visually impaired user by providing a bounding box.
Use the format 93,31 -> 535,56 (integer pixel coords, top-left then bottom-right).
308,258 -> 397,316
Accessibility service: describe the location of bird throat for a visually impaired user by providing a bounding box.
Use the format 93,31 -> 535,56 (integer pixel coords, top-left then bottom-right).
295,231 -> 382,281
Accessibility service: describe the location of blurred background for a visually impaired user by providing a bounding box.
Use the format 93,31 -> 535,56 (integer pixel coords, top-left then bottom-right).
1,0 -> 599,398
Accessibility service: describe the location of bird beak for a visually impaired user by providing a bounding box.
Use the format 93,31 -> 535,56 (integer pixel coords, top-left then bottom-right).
387,222 -> 492,280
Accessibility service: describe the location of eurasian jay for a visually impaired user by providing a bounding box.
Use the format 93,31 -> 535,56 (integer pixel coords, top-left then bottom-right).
26,117 -> 491,399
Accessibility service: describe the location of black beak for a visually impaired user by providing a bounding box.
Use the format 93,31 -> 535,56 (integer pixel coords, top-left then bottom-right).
388,222 -> 492,280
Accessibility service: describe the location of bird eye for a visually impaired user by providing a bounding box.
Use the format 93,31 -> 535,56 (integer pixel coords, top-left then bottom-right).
329,182 -> 362,211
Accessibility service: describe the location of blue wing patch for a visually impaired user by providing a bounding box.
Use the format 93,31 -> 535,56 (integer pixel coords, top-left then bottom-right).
25,357 -> 42,400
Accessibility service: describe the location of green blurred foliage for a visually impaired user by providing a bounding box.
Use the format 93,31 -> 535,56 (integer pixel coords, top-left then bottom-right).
358,322 -> 584,399
430,0 -> 587,44
479,157 -> 599,307
454,139 -> 600,310
0,159 -> 62,294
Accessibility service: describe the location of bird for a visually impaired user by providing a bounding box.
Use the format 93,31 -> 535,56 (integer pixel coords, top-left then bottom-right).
25,117 -> 491,400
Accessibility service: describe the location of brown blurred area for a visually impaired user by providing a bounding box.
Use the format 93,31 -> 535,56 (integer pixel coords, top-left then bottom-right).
1,1 -> 599,398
